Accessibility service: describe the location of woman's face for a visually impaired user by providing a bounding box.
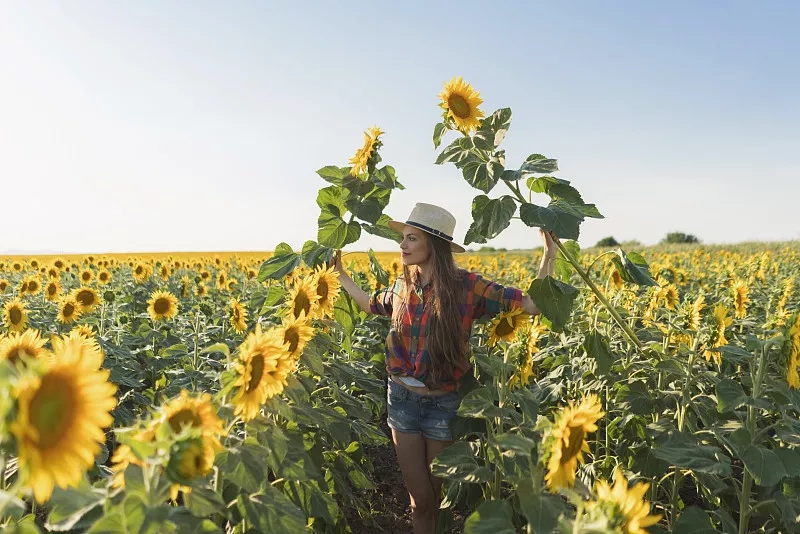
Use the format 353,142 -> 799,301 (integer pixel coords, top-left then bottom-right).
400,226 -> 431,267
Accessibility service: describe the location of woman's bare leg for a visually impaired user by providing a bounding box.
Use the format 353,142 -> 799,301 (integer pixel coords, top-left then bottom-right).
393,429 -> 437,534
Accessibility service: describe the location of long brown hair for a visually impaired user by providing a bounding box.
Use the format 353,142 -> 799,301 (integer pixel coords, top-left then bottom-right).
394,233 -> 467,387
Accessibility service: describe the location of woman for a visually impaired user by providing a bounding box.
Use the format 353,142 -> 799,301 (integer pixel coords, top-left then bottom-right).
332,202 -> 556,534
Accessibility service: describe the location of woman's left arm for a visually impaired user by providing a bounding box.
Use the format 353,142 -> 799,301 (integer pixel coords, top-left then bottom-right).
520,229 -> 558,315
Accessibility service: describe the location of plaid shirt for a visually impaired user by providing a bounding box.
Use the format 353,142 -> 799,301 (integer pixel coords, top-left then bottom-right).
369,269 -> 523,392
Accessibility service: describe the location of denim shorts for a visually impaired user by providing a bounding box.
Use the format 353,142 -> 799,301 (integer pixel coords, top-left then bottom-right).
386,379 -> 461,441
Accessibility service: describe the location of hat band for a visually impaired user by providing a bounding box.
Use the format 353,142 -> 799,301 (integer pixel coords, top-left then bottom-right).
406,221 -> 453,242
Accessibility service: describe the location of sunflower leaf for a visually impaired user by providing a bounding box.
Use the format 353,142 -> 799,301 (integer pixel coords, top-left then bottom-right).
316,165 -> 350,185
554,240 -> 579,281
583,330 -> 615,376
435,137 -> 472,166
316,186 -> 345,215
519,202 -> 582,241
301,240 -> 334,268
672,507 -> 718,534
258,244 -> 301,282
611,249 -> 658,287
317,210 -> 350,249
236,486 -> 307,534
362,214 -> 403,243
463,499 -> 516,534
527,276 -> 578,332
433,122 -> 446,149
517,480 -> 566,534
651,431 -> 732,476
475,107 -> 512,150
430,441 -> 492,484
521,154 -> 559,174
367,249 -> 389,287
460,154 -> 505,193
463,195 -> 517,246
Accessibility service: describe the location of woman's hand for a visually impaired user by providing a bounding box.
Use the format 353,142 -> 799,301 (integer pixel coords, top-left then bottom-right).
540,228 -> 557,261
329,250 -> 344,274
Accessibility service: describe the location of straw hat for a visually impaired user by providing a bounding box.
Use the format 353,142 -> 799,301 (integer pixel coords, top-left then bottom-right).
388,203 -> 466,253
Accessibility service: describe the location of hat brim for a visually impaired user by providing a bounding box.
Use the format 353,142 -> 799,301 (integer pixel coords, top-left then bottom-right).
388,220 -> 466,253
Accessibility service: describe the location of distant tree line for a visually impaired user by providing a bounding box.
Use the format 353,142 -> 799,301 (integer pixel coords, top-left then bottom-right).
594,232 -> 700,248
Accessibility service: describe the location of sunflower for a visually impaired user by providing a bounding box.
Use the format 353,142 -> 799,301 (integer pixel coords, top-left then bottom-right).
487,307 -> 530,346
21,275 -> 42,296
438,76 -> 485,134
46,266 -> 60,279
159,264 -> 170,281
588,467 -> 662,533
0,279 -> 9,292
509,317 -> 546,389
44,280 -> 61,302
732,279 -> 749,319
609,268 -> 623,291
200,269 -> 211,281
0,329 -> 48,365
229,298 -> 248,333
703,304 -> 732,364
72,287 -> 100,313
166,436 -> 215,495
70,324 -> 96,341
311,264 -> 341,319
17,280 -> 29,295
285,276 -> 320,321
57,296 -> 82,325
10,337 -> 117,502
231,324 -> 294,421
97,269 -> 112,285
663,285 -> 679,310
79,269 -> 94,284
215,270 -> 227,290
51,328 -> 103,367
132,263 -> 152,284
786,314 -> 800,389
544,394 -> 605,492
195,283 -> 208,298
277,314 -> 315,360
12,261 -> 23,272
147,290 -> 179,321
348,125 -> 384,176
4,297 -> 28,332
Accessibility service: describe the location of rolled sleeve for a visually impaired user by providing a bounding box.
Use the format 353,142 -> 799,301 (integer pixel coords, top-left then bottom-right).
470,273 -> 523,320
369,278 -> 401,316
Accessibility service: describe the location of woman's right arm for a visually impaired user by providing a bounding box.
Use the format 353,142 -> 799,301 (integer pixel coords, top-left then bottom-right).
331,251 -> 372,313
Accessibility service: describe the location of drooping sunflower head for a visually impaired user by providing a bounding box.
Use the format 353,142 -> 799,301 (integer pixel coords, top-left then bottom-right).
277,313 -> 315,360
311,264 -> 341,319
609,268 -> 624,291
72,287 -> 100,313
587,467 -> 662,534
10,339 -> 117,503
438,76 -> 485,134
4,297 -> 28,333
44,280 -> 61,302
487,307 -> 530,347
544,394 -> 605,492
229,298 -> 248,333
166,436 -> 215,487
57,296 -> 82,325
686,294 -> 705,331
285,276 -> 320,321
785,314 -> 800,389
147,290 -> 179,321
732,279 -> 750,319
231,324 -> 294,421
0,329 -> 48,366
348,125 -> 385,177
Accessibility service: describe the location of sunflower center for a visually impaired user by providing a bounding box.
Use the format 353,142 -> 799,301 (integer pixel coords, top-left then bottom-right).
294,293 -> 311,319
10,307 -> 22,324
30,373 -> 76,448
561,426 -> 585,462
495,318 -> 514,337
63,302 -> 75,317
82,273 -> 91,281
168,408 -> 203,433
154,298 -> 171,315
284,327 -> 300,354
76,291 -> 94,306
448,94 -> 472,119
48,284 -> 57,296
135,266 -> 144,275
317,280 -> 329,301
247,354 -> 266,393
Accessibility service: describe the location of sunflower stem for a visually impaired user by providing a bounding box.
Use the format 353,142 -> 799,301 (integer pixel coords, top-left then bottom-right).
553,237 -> 643,350
739,341 -> 769,534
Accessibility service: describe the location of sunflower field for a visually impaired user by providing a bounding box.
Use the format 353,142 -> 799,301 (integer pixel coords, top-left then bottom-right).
1,77 -> 799,534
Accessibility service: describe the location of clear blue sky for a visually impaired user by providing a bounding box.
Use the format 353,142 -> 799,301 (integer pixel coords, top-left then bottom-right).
1,1 -> 798,254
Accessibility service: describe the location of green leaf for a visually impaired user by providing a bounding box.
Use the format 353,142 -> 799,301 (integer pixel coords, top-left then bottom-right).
775,447 -> 800,478
519,202 -> 582,240
527,276 -> 578,332
490,433 -> 536,456
474,108 -> 512,149
362,214 -> 403,242
433,122 -> 446,149
526,175 -> 570,193
183,484 -> 227,518
301,240 -> 334,268
368,249 -> 389,287
461,155 -> 505,193
741,445 -> 787,486
463,499 -> 516,534
219,442 -> 270,494
431,441 -> 492,484
716,379 -> 748,413
45,480 -> 107,531
672,507 -> 718,534
345,196 -> 382,224
651,431 -> 732,476
260,285 -> 288,313
463,195 -> 517,245
236,487 -> 307,534
521,154 -> 559,174
0,491 -> 27,520
315,185 -> 345,214
583,330 -> 615,375
200,342 -> 229,358
371,165 -> 403,190
458,386 -> 504,419
317,210 -> 350,249
611,249 -> 657,287
316,165 -> 349,185
435,137 -> 472,166
554,240 -> 579,281
517,479 -> 565,534
257,243 -> 300,282
334,294 -> 356,338
709,344 -> 753,364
